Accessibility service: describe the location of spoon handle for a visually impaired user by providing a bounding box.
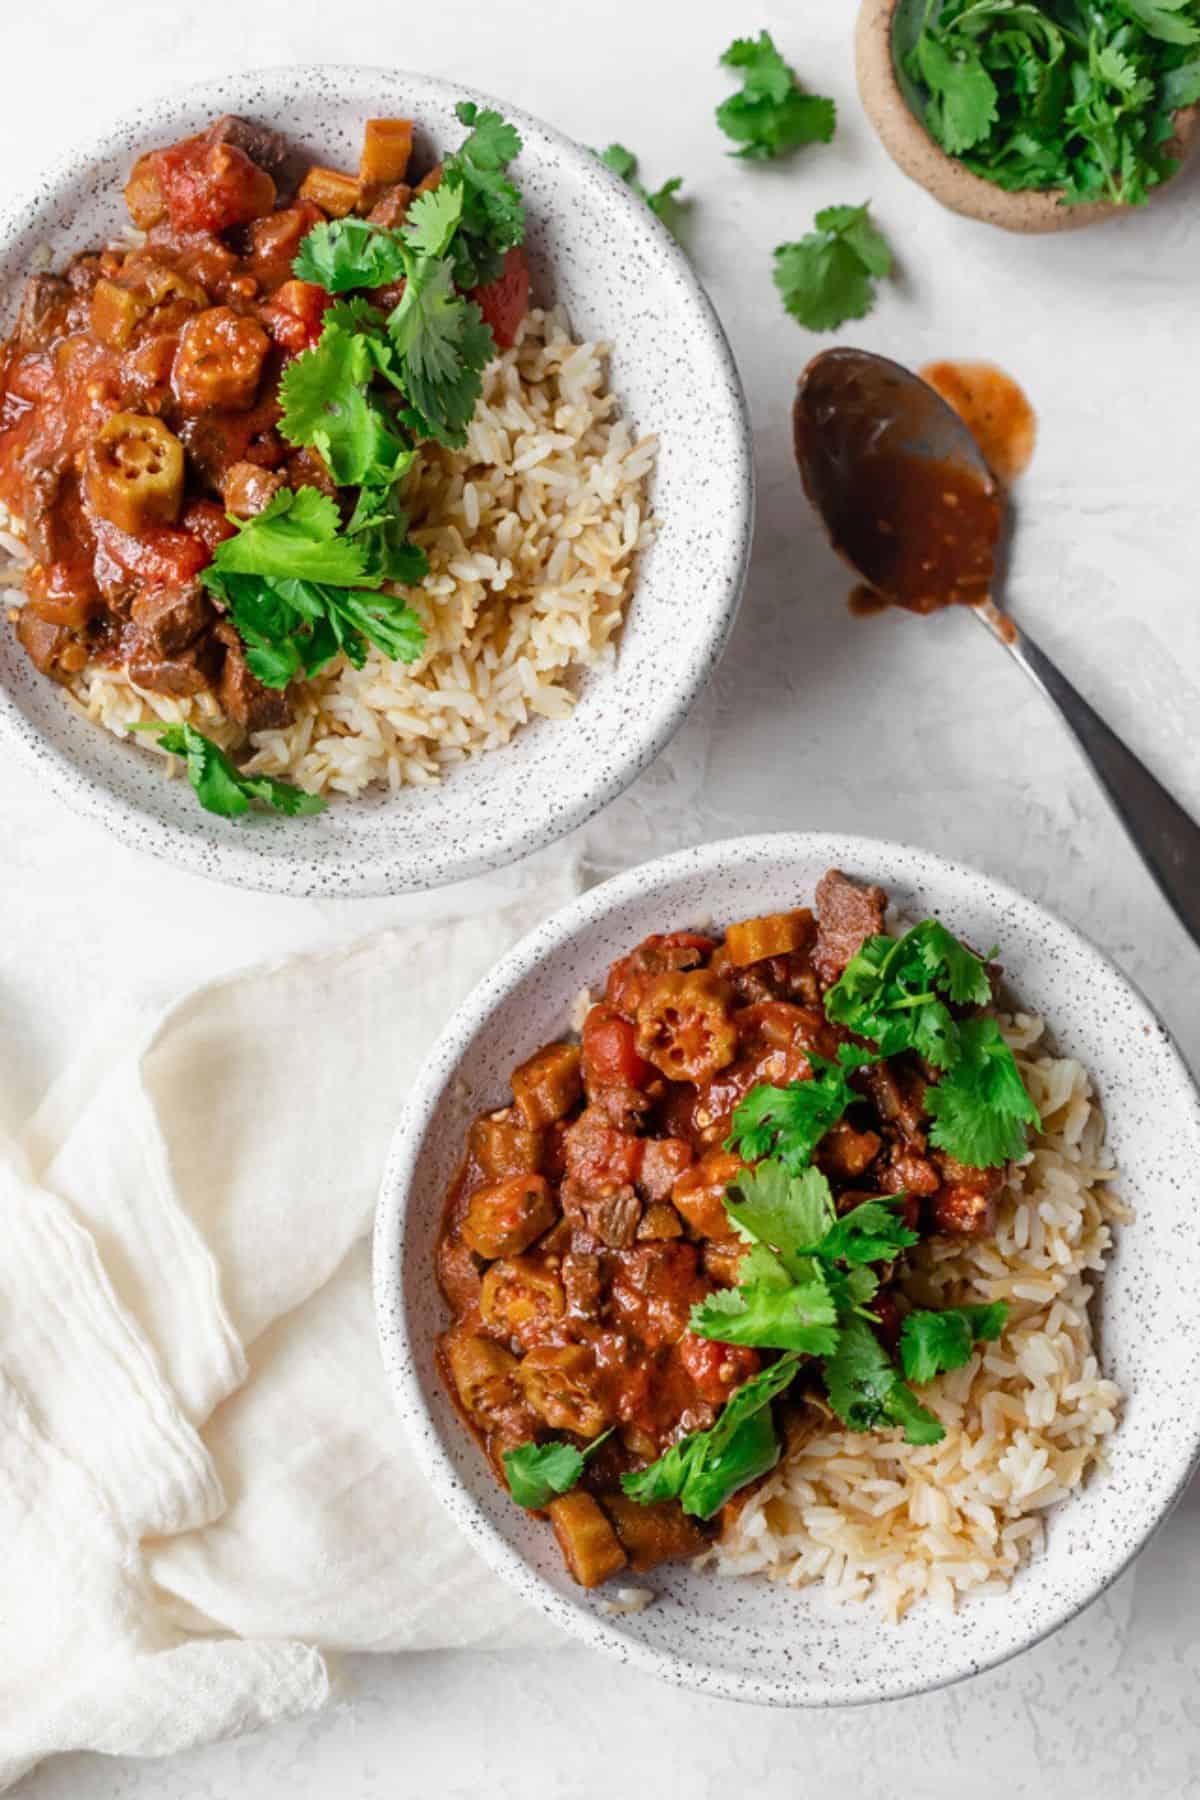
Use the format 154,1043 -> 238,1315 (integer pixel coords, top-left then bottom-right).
973,601 -> 1200,948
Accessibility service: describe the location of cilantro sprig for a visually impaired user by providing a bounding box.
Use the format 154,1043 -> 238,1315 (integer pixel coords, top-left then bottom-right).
596,144 -> 688,239
822,919 -> 1040,1169
200,488 -> 427,690
620,1354 -> 802,1518
131,721 -> 324,820
441,101 -> 526,289
900,1302 -> 1008,1385
726,1045 -> 877,1173
503,1430 -> 612,1510
904,0 -> 1200,207
773,203 -> 894,333
717,31 -> 837,160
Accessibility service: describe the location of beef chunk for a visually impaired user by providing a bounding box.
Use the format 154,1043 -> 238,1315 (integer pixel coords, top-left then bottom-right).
205,114 -> 295,184
128,582 -> 213,657
15,611 -> 74,682
367,182 -> 414,228
14,274 -> 71,351
222,459 -> 284,518
562,1180 -> 643,1250
813,867 -> 887,985
861,1059 -> 928,1142
214,620 -> 292,731
22,464 -> 68,564
561,1252 -> 602,1320
128,641 -> 213,697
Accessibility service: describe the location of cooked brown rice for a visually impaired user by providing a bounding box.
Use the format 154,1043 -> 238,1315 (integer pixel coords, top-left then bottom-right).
1,306 -> 656,795
711,1013 -> 1127,1620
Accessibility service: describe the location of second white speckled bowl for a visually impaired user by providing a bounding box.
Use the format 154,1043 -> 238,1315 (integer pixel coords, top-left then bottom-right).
0,67 -> 753,896
375,833 -> 1200,1705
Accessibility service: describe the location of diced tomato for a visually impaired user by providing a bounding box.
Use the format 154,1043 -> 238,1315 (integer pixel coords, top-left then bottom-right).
677,1331 -> 760,1405
581,1004 -> 652,1092
155,139 -> 276,236
259,279 -> 332,357
471,245 -> 530,350
180,498 -> 237,557
92,515 -> 210,588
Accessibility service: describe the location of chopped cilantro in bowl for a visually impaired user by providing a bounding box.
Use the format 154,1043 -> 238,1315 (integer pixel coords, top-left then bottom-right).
895,0 -> 1200,208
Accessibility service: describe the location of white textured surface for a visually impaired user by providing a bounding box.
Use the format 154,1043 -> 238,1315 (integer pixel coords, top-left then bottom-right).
3,0 -> 1198,1793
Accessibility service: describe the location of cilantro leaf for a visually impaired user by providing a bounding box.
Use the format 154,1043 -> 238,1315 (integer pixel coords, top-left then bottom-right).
689,1273 -> 840,1355
723,1162 -> 835,1278
278,318 -> 412,488
925,1015 -> 1041,1168
442,101 -> 526,290
773,203 -> 893,333
131,722 -> 324,820
208,487 -> 380,587
502,1429 -> 613,1510
1117,0 -> 1200,45
201,488 -> 426,684
823,1315 -> 944,1446
819,1195 -> 919,1268
915,29 -> 999,154
621,1354 -> 802,1518
294,217 -> 410,293
596,143 -> 688,239
387,261 -> 495,447
402,180 -> 466,258
726,1049 -> 871,1173
823,919 -> 989,1070
899,1303 -> 1009,1386
717,31 -> 837,160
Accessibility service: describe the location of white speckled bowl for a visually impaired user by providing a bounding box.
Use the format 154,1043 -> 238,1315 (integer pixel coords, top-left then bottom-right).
375,832 -> 1200,1705
0,68 -> 752,896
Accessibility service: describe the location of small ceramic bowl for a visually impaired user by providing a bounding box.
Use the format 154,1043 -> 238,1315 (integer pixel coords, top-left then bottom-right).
0,68 -> 752,897
858,0 -> 1200,232
375,832 -> 1200,1705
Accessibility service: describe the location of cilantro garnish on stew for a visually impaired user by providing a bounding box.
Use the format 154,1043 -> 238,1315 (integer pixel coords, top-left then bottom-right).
716,31 -> 837,160
503,1430 -> 613,1510
131,722 -> 325,820
903,0 -> 1200,207
199,488 -> 427,690
773,203 -> 894,333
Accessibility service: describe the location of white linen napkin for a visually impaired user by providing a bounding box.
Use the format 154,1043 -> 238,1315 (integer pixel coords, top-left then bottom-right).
0,867 -> 579,1790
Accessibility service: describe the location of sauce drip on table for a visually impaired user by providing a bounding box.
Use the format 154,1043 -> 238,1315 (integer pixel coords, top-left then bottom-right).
919,360 -> 1037,488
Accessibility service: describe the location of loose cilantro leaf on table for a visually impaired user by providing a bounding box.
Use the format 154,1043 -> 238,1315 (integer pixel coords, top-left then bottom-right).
131,722 -> 325,820
596,143 -> 688,238
621,1354 -> 802,1518
773,203 -> 893,333
726,1046 -> 875,1173
904,0 -> 1200,207
925,1015 -> 1042,1168
503,1430 -> 612,1510
823,1315 -> 944,1446
717,31 -> 837,160
900,1302 -> 1009,1385
200,488 -> 427,688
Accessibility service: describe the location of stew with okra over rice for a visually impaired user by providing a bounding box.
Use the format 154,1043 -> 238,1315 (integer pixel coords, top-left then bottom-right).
437,868 -> 1126,1616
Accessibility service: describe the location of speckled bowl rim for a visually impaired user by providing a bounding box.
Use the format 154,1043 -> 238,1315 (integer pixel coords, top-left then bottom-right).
374,831 -> 1200,1706
0,65 -> 753,898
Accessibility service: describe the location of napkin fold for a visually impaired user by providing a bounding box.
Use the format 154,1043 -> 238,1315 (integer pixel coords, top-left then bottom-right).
1,868 -> 577,1790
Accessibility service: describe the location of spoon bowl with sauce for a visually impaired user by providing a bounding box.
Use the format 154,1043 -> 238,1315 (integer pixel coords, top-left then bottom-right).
794,348 -> 1200,947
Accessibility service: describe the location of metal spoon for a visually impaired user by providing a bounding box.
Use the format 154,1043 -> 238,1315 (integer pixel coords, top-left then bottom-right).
794,346 -> 1200,948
